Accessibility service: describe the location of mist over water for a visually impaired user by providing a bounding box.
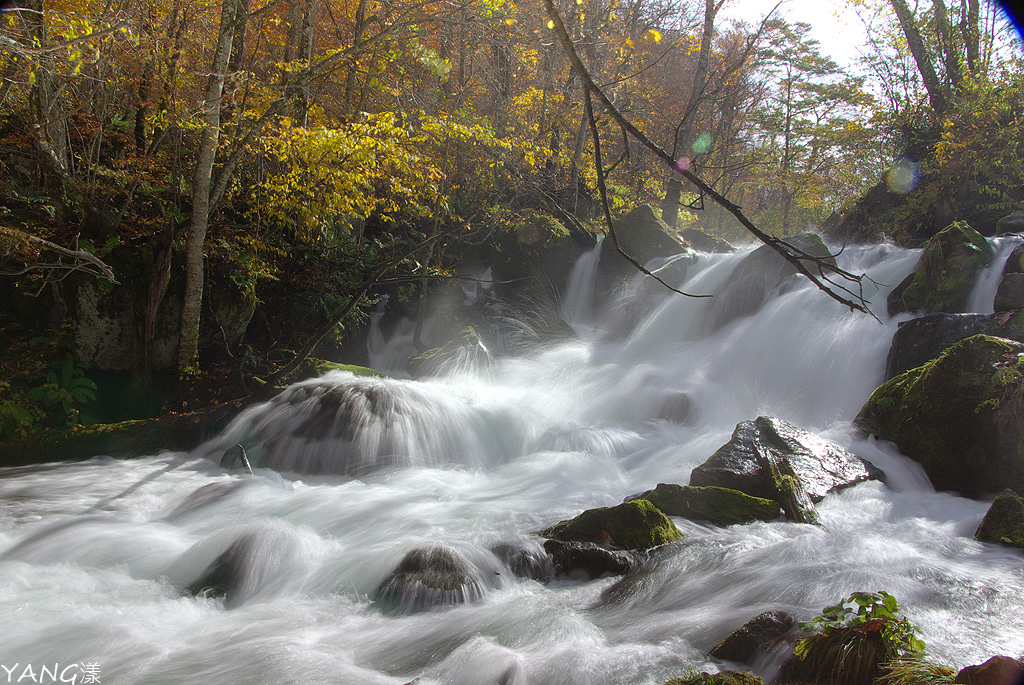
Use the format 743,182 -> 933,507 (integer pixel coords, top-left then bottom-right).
3,240 -> 1023,684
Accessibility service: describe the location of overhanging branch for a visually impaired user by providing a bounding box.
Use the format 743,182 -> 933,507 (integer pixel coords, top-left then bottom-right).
542,0 -> 875,318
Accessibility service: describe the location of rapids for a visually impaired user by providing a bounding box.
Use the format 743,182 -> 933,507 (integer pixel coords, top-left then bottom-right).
2,238 -> 1023,685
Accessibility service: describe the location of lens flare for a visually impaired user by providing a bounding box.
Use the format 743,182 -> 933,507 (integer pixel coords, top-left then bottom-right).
692,133 -> 712,155
887,157 -> 918,193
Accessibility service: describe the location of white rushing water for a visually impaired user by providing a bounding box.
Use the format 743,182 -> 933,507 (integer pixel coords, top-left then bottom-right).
2,240 -> 1023,685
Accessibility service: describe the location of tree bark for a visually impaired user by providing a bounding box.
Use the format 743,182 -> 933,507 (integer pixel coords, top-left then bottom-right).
889,0 -> 947,116
661,0 -> 720,229
177,0 -> 245,374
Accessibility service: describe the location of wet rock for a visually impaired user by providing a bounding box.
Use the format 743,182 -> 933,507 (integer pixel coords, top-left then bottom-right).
656,392 -> 694,423
709,610 -> 797,665
628,484 -> 781,527
777,625 -> 897,685
665,671 -> 765,685
954,655 -> 1024,685
185,528 -> 297,608
707,233 -> 835,331
408,326 -> 491,378
885,312 -> 1024,380
975,489 -> 1024,549
542,539 -> 637,580
490,542 -> 555,583
689,417 -> 882,521
1004,242 -> 1024,274
539,499 -> 683,550
374,545 -> 487,614
888,221 -> 995,315
682,227 -> 735,254
613,205 -> 686,263
857,334 -> 1024,497
996,210 -> 1024,236
995,273 -> 1024,311
164,481 -> 247,520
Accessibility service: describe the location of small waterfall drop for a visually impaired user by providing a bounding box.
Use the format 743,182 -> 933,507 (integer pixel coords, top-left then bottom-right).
967,235 -> 1024,313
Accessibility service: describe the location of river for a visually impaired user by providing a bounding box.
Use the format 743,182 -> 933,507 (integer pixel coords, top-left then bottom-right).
2,238 -> 1022,684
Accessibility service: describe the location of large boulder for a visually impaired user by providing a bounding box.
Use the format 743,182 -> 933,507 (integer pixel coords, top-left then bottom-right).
542,539 -> 637,580
628,483 -> 781,527
612,205 -> 685,264
975,489 -> 1024,549
681,227 -> 735,254
539,499 -> 682,550
885,312 -> 1024,380
706,233 -> 836,332
888,221 -> 995,315
994,273 -> 1024,311
689,417 -> 882,522
995,211 -> 1024,236
709,610 -> 797,665
857,334 -> 1024,497
374,545 -> 490,614
954,656 -> 1024,685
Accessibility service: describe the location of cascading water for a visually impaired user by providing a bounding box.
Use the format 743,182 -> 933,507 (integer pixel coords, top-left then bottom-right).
3,239 -> 1023,685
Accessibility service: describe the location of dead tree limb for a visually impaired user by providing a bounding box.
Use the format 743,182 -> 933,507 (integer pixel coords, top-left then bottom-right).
0,226 -> 119,285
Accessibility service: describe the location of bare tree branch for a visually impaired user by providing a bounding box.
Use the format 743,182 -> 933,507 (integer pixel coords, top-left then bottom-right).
542,0 -> 876,317
0,226 -> 119,284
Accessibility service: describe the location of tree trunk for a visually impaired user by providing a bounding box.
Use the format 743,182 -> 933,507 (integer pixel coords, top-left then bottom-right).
177,0 -> 245,374
661,0 -> 720,229
889,0 -> 947,116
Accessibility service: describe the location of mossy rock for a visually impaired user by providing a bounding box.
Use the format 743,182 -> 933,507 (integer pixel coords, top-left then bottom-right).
884,312 -> 1024,381
975,489 -> 1024,549
856,334 -> 1024,497
612,205 -> 685,263
540,499 -> 682,550
665,671 -> 765,685
888,221 -> 995,315
0,400 -> 248,466
373,545 -> 488,614
297,358 -> 383,380
690,417 -> 882,512
681,227 -> 735,254
709,610 -> 797,665
630,484 -> 781,526
408,326 -> 490,377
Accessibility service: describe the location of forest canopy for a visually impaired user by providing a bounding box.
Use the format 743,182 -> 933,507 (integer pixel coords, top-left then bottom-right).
0,0 -> 1022,431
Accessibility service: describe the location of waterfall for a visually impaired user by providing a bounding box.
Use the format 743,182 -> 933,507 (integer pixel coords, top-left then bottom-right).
2,240 -> 1023,685
967,235 -> 1024,313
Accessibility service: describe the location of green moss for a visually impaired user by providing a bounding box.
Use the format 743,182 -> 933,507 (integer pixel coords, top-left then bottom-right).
856,334 -> 1024,495
898,222 -> 995,312
304,359 -> 383,378
976,489 -> 1024,548
665,671 -> 765,685
634,484 -> 781,526
540,499 -> 683,550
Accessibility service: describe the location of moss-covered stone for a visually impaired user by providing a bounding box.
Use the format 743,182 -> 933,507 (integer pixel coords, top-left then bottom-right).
665,671 -> 765,685
630,483 -> 781,526
540,499 -> 682,550
690,417 -> 881,513
613,205 -> 685,263
297,358 -> 383,379
856,334 -> 1024,497
889,221 -> 995,315
0,400 -> 248,466
408,326 -> 490,377
975,489 -> 1024,549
